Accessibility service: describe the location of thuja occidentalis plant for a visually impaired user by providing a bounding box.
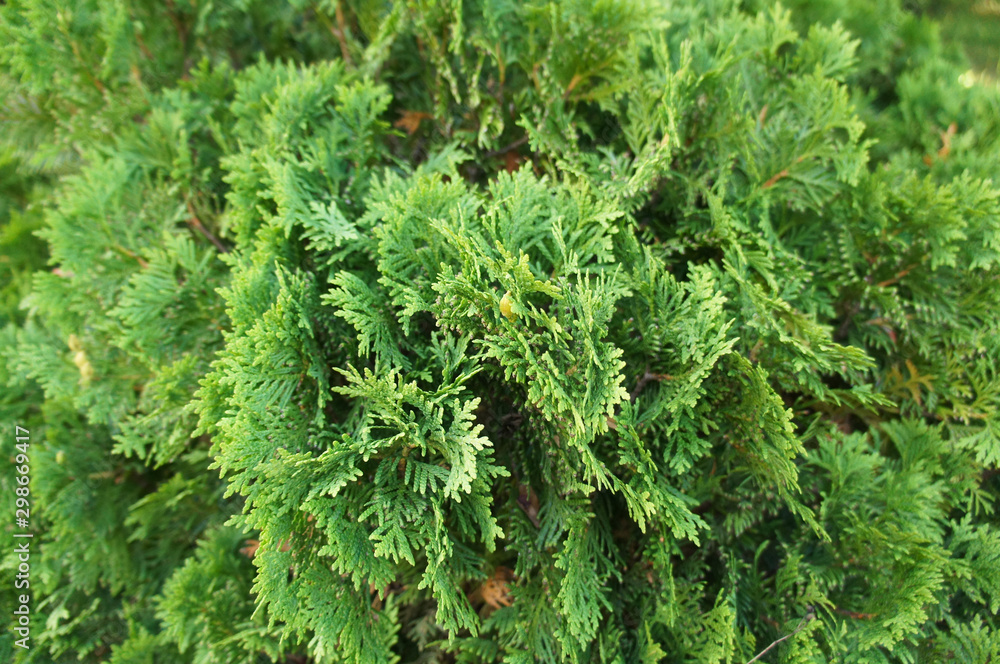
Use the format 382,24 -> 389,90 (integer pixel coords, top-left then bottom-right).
1,1 -> 999,663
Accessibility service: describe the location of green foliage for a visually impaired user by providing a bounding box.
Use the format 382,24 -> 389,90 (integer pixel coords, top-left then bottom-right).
2,1 -> 999,663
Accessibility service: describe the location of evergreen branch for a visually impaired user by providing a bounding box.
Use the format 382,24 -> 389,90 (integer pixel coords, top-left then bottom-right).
4,1 -> 999,661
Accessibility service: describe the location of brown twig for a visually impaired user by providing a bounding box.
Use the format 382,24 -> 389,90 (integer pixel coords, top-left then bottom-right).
757,104 -> 769,127
563,73 -> 583,100
186,200 -> 229,253
875,263 -> 918,289
834,607 -> 877,620
629,370 -> 675,403
334,1 -> 354,66
133,23 -> 154,60
483,135 -> 529,159
69,41 -> 106,94
164,0 -> 188,50
744,608 -> 815,664
113,245 -> 148,268
762,168 -> 789,189
315,1 -> 354,66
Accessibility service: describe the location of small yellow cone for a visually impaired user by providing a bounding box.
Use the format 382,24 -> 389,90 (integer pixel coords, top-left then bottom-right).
499,290 -> 515,320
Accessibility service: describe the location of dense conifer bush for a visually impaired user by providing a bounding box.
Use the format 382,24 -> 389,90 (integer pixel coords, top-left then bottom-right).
1,1 -> 999,662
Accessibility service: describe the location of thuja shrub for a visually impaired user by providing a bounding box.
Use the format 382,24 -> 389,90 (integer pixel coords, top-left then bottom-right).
1,1 -> 999,663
